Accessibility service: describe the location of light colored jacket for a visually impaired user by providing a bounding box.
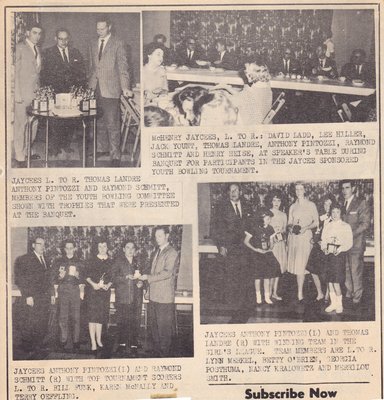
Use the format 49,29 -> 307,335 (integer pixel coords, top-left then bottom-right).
15,41 -> 41,104
148,244 -> 179,303
88,36 -> 130,98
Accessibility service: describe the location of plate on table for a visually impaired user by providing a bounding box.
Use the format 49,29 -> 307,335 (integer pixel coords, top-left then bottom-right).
178,65 -> 190,71
212,67 -> 225,73
195,60 -> 210,67
166,65 -> 177,71
352,79 -> 365,87
302,78 -> 311,82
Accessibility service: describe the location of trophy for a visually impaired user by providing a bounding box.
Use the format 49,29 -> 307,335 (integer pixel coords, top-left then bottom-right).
327,237 -> 340,254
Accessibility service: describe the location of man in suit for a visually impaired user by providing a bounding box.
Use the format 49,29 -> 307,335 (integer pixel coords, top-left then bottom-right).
41,28 -> 86,156
112,240 -> 143,355
212,39 -> 237,70
309,44 -> 338,78
50,239 -> 84,353
14,237 -> 53,352
176,36 -> 206,68
88,15 -> 131,167
273,47 -> 300,75
139,226 -> 179,357
13,22 -> 43,168
341,49 -> 375,85
211,183 -> 253,323
341,180 -> 370,307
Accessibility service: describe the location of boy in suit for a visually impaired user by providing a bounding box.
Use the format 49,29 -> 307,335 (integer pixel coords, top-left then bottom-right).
13,22 -> 43,167
139,226 -> 179,357
88,15 -> 131,167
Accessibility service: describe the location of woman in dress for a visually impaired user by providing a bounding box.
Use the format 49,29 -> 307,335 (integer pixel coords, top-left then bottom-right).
85,238 -> 113,353
244,207 -> 281,305
321,203 -> 353,314
268,190 -> 288,300
143,43 -> 168,106
306,194 -> 335,301
287,183 -> 319,302
233,57 -> 273,125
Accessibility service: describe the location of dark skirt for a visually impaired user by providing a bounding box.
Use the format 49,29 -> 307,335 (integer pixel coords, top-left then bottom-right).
325,253 -> 346,284
85,287 -> 111,324
306,243 -> 325,275
250,250 -> 281,280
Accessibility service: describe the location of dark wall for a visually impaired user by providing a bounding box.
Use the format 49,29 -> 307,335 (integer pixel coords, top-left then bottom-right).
39,12 -> 140,85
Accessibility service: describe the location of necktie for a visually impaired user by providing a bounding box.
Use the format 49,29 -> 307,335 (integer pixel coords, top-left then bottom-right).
40,255 -> 46,269
98,39 -> 104,61
33,45 -> 38,59
62,48 -> 69,63
235,203 -> 241,218
344,200 -> 348,210
284,59 -> 287,73
152,249 -> 161,271
321,59 -> 324,68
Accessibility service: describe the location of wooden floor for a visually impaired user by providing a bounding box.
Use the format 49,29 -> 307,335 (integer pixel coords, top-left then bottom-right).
200,257 -> 375,325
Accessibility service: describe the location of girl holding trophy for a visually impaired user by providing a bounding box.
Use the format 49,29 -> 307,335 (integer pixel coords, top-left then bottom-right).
321,204 -> 353,314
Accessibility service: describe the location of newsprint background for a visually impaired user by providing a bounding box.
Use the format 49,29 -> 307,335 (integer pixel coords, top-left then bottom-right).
0,1 -> 383,400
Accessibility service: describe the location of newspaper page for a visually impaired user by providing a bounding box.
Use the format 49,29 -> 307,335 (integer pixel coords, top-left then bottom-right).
1,1 -> 382,400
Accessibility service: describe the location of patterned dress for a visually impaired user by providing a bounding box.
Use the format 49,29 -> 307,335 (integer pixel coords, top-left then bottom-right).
270,208 -> 288,273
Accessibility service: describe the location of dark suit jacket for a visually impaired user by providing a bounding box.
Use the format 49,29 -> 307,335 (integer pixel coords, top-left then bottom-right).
88,36 -> 130,98
344,196 -> 370,253
341,62 -> 375,85
176,47 -> 205,68
212,50 -> 237,70
273,57 -> 300,75
14,252 -> 50,298
41,45 -> 86,93
308,57 -> 338,78
112,255 -> 142,305
211,198 -> 253,252
147,244 -> 179,303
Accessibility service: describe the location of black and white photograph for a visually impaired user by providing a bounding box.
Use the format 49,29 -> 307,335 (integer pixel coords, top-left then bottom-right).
142,9 -> 376,127
198,180 -> 374,324
10,11 -> 141,168
11,224 -> 193,360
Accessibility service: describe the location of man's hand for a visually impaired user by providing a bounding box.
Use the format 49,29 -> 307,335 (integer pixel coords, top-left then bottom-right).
51,296 -> 56,305
139,274 -> 148,281
26,297 -> 34,307
219,247 -> 228,257
126,274 -> 135,280
123,89 -> 133,98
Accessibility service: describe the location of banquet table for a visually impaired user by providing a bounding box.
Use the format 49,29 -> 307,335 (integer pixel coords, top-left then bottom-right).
167,68 -> 375,96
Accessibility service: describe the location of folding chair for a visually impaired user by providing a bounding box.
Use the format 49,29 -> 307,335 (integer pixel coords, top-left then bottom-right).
121,95 -> 141,166
262,91 -> 286,124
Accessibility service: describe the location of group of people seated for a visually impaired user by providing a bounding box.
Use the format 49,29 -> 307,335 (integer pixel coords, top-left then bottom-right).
14,226 -> 180,358
211,180 -> 370,321
143,32 -> 376,126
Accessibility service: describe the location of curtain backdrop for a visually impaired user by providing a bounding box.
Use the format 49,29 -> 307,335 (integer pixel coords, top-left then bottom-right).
170,10 -> 333,62
27,225 -> 183,269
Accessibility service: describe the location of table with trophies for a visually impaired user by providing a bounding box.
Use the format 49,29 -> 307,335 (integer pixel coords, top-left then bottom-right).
26,90 -> 99,168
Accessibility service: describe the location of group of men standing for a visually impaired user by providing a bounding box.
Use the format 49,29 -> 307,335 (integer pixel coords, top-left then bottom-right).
211,181 -> 371,323
14,226 -> 180,358
13,15 -> 132,168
